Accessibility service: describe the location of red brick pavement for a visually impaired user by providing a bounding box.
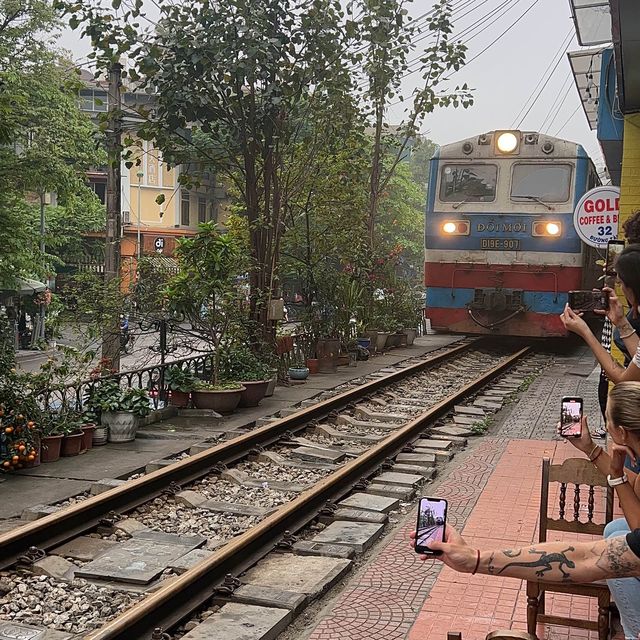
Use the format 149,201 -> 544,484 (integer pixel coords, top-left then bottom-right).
305,439 -> 624,640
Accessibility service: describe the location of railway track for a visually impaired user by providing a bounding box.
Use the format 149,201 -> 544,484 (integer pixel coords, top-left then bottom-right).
0,339 -> 540,640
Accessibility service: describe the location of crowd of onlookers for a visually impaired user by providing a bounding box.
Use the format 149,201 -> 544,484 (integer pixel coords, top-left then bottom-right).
413,213 -> 640,640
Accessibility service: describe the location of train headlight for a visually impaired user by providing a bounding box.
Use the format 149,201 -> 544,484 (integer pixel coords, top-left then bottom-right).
532,221 -> 562,237
496,131 -> 519,154
443,222 -> 457,234
441,221 -> 470,236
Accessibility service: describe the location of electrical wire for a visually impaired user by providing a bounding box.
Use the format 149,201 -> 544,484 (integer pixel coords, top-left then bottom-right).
510,27 -> 573,129
552,103 -> 581,137
540,74 -> 574,133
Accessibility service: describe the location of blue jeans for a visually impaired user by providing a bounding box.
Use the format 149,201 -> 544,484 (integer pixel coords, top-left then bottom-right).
604,519 -> 640,639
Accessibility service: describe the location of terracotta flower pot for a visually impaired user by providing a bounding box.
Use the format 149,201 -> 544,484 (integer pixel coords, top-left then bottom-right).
306,358 -> 319,374
265,374 -> 277,397
61,432 -> 84,457
239,380 -> 270,408
192,387 -> 245,414
169,390 -> 190,408
41,434 -> 63,463
81,424 -> 96,451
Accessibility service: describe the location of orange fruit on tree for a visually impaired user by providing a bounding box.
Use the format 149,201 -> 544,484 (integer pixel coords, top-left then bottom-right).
5,426 -> 13,434
27,455 -> 35,462
18,445 -> 26,453
27,421 -> 35,428
2,461 -> 10,468
11,455 -> 19,463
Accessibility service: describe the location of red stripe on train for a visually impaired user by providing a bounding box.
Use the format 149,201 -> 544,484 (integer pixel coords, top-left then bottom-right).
424,262 -> 582,291
426,307 -> 568,338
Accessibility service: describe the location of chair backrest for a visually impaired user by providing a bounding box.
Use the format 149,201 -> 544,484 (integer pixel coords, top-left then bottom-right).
539,457 -> 614,542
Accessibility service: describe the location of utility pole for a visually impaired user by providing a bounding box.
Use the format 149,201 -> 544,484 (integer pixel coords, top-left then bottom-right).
39,192 -> 46,341
102,62 -> 123,371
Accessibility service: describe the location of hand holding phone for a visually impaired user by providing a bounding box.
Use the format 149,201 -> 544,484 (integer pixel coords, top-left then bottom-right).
414,497 -> 447,555
560,397 -> 583,438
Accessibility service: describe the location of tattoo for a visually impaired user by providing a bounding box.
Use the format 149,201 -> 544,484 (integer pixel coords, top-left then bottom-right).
503,549 -> 522,558
488,552 -> 495,574
595,537 -> 636,577
496,547 -> 576,580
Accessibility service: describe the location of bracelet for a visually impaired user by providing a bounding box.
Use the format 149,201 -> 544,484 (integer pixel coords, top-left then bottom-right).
620,328 -> 637,340
471,549 -> 481,575
591,448 -> 603,464
587,444 -> 600,460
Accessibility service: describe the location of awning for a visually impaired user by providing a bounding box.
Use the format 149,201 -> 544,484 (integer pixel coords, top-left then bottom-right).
610,0 -> 640,114
16,278 -> 47,296
568,48 -> 605,130
569,0 -> 612,46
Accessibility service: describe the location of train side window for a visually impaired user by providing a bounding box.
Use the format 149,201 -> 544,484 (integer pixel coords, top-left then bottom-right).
439,164 -> 497,202
510,163 -> 572,202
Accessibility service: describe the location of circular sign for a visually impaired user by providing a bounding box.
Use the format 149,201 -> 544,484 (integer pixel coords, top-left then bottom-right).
573,186 -> 620,248
154,237 -> 165,253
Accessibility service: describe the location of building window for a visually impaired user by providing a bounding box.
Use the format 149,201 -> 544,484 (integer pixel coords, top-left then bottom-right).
198,197 -> 206,223
79,89 -> 108,112
207,202 -> 216,222
181,191 -> 190,226
90,180 -> 107,205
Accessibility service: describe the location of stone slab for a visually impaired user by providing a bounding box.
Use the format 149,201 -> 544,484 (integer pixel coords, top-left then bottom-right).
375,471 -> 424,487
332,508 -> 387,524
230,584 -> 307,613
395,452 -> 436,467
310,521 -> 384,553
366,483 -> 414,500
221,469 -> 306,493
414,438 -> 452,450
0,621 -> 72,640
474,400 -> 502,410
355,407 -> 407,422
114,518 -> 150,536
430,434 -> 468,446
391,464 -> 435,479
336,416 -> 398,431
199,500 -> 273,518
21,504 -> 61,521
257,451 -> 337,471
90,478 -> 126,495
76,536 -> 204,584
292,541 -> 355,559
32,556 -> 77,581
176,490 -> 208,509
412,447 -> 454,462
168,548 -> 215,574
313,424 -> 382,444
452,414 -> 479,426
454,405 -> 485,416
51,536 -> 118,562
338,492 -> 400,513
290,446 -> 346,463
145,459 -> 175,473
132,529 -> 206,548
241,554 -> 351,599
180,603 -> 291,640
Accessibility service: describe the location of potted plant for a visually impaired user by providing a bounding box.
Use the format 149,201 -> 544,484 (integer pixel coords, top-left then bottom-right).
220,347 -> 273,407
103,388 -> 151,443
60,411 -> 85,457
288,362 -> 310,380
1,408 -> 40,470
165,366 -> 199,408
165,223 -> 247,415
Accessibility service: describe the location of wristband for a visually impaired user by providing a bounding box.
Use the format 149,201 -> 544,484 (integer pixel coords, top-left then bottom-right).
620,328 -> 637,340
587,444 -> 599,459
471,549 -> 481,575
591,448 -> 603,463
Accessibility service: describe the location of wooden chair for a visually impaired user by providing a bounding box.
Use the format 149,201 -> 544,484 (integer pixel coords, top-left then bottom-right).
526,457 -> 614,640
447,632 -> 536,640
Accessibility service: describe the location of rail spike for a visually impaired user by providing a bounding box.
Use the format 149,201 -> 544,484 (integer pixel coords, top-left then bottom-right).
354,478 -> 370,491
212,463 -> 227,474
276,530 -> 298,550
18,546 -> 46,567
402,443 -> 416,453
320,501 -> 338,516
151,628 -> 171,639
382,457 -> 395,469
164,481 -> 182,496
215,574 -> 241,596
99,510 -> 122,528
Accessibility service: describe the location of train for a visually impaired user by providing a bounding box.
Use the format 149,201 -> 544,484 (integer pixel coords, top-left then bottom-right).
424,130 -> 601,337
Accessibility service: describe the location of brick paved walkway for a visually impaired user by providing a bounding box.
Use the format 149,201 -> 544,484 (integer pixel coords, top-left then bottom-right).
305,438 -> 624,640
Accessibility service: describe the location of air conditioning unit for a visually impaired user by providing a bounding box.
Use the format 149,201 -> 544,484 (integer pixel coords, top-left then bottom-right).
122,210 -> 131,224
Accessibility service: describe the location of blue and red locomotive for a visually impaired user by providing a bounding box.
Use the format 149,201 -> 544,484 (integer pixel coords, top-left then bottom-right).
424,130 -> 601,337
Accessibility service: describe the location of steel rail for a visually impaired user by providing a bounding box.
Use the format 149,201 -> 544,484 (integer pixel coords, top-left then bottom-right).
0,339 -> 481,568
88,346 -> 530,640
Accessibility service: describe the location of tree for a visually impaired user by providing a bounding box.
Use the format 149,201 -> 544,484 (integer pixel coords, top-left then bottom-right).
62,0 -> 355,348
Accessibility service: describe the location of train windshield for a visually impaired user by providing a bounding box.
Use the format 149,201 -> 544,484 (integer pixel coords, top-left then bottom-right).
511,164 -> 572,202
439,164 -> 497,202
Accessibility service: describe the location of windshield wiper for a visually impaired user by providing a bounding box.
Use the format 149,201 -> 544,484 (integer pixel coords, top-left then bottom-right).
512,194 -> 553,211
452,196 -> 484,210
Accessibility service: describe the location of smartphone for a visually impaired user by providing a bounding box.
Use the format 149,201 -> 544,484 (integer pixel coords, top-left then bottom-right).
606,239 -> 625,277
414,497 -> 447,555
560,396 -> 583,438
568,290 -> 609,312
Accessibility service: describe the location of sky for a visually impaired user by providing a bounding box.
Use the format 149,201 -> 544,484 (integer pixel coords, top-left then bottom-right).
58,0 -> 605,173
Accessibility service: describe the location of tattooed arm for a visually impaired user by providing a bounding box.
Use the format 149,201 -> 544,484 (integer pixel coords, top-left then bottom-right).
421,526 -> 640,583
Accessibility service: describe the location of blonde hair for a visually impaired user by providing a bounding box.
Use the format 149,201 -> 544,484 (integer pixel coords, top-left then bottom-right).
609,382 -> 640,432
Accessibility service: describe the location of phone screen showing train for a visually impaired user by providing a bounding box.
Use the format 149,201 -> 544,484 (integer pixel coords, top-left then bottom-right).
560,397 -> 583,438
415,497 -> 447,555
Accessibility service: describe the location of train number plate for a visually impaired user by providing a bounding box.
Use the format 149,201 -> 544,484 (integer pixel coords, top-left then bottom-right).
480,238 -> 521,250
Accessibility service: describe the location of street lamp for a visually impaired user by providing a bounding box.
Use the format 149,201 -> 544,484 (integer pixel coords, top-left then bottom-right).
136,170 -> 144,262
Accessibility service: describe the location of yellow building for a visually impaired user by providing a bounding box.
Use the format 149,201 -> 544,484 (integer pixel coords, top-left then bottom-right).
79,71 -> 227,285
